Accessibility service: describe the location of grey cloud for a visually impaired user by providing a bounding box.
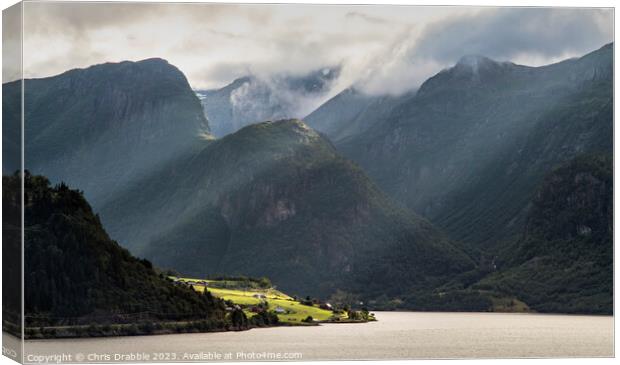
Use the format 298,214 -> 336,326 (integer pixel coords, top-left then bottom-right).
194,62 -> 253,89
22,2 -> 238,34
412,8 -> 613,64
3,3 -> 22,83
10,4 -> 614,98
345,11 -> 390,25
356,7 -> 613,95
24,2 -> 159,34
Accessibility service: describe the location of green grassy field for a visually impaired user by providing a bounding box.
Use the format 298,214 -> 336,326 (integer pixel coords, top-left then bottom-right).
171,277 -> 345,324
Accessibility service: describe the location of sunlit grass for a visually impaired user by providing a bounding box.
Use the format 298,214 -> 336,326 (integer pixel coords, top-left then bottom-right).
170,276 -> 343,323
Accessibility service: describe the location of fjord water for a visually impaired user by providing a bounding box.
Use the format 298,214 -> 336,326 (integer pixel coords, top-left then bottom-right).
21,312 -> 613,361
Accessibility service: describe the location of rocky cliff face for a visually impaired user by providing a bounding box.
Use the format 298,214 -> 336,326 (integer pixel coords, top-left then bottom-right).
475,154 -> 612,314
525,157 -> 612,244
3,58 -> 211,207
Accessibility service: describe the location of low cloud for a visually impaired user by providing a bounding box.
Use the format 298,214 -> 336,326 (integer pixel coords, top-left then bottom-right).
226,67 -> 341,124
353,7 -> 613,95
13,3 -> 614,98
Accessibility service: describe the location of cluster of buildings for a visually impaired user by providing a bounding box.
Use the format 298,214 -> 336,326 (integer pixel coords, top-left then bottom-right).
171,278 -> 209,287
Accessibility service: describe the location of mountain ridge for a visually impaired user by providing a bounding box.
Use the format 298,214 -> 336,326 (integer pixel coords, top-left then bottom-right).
332,42 -> 612,253
3,57 -> 211,208
97,118 -> 476,298
4,44 -> 612,314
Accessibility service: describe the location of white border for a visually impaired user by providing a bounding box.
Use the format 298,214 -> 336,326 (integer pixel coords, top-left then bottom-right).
0,2 -> 616,365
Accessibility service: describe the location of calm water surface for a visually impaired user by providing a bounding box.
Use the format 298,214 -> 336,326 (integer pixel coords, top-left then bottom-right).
10,312 -> 614,362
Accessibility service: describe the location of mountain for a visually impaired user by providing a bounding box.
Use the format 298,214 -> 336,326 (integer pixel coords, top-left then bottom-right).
98,119 -> 475,298
333,43 -> 613,254
2,57 -> 473,304
2,58 -> 211,207
5,44 -> 611,314
3,173 -> 227,332
196,67 -> 340,137
304,87 -> 413,142
474,154 -> 612,314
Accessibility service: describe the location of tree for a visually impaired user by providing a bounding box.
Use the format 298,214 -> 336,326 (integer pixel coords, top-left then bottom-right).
328,290 -> 360,311
258,277 -> 272,289
230,309 -> 248,329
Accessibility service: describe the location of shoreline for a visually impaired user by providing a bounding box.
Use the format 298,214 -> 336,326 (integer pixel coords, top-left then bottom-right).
10,310 -> 612,342
5,317 -> 373,341
6,312 -> 612,360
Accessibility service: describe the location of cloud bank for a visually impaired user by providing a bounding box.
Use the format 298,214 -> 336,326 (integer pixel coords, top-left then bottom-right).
13,3 -> 614,97
354,7 -> 613,95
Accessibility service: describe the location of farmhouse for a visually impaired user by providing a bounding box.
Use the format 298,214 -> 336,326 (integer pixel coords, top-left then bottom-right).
274,306 -> 286,314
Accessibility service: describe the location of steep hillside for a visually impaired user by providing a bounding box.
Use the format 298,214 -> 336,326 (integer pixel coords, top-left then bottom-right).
197,68 -> 340,137
99,120 -> 475,297
475,155 -> 612,314
335,43 -> 613,253
3,173 -> 227,330
304,87 -> 412,142
2,58 -> 210,207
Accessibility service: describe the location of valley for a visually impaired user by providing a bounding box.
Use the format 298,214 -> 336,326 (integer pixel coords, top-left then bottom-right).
2,42 -> 613,335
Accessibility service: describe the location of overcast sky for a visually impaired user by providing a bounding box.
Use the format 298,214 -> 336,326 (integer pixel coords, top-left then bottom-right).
4,2 -> 614,95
